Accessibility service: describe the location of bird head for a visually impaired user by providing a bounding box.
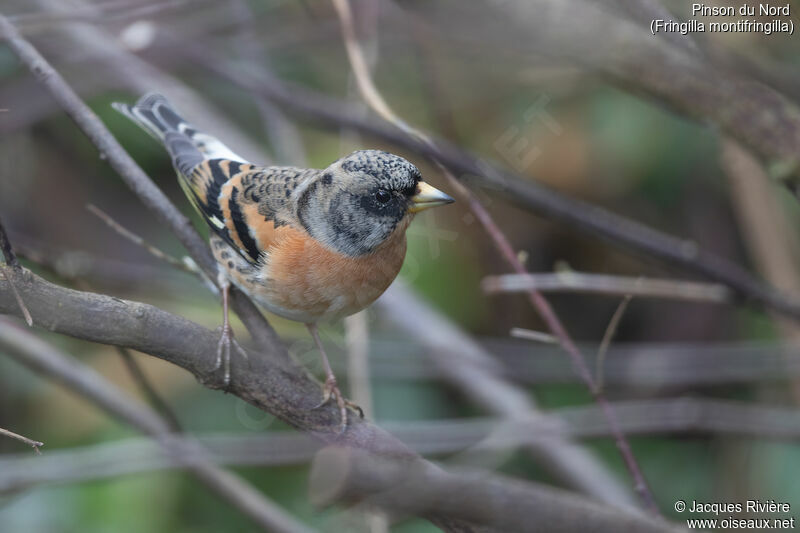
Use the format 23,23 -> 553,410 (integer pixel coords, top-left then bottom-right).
296,150 -> 454,256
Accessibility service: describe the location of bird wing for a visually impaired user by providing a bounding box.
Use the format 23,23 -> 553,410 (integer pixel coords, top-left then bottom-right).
114,93 -> 311,264
185,161 -> 314,264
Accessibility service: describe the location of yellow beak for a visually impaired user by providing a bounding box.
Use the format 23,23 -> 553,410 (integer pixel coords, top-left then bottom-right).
409,181 -> 455,213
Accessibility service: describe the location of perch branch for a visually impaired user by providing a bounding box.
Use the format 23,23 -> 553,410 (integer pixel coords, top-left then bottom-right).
0,318 -> 315,533
0,266 -> 485,532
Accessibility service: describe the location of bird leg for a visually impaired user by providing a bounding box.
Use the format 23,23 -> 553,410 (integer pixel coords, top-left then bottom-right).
216,270 -> 248,388
307,323 -> 363,432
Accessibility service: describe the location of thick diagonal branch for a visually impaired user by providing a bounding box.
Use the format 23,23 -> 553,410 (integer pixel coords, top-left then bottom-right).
0,318 -> 315,533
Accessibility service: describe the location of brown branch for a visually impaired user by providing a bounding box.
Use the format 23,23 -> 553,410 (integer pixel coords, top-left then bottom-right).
309,446 -> 675,533
0,317 -> 316,533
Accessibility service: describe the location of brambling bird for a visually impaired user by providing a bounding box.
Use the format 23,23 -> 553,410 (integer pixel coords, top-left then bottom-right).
113,93 -> 454,430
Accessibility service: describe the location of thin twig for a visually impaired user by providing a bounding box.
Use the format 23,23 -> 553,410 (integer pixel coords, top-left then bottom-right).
596,295 -> 632,393
0,427 -> 43,454
87,204 -> 196,275
116,347 -> 182,433
509,328 -> 558,344
483,272 -> 731,302
329,0 -> 660,515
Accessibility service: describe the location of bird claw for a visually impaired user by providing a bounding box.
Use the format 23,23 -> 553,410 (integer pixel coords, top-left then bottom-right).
215,324 -> 248,389
311,376 -> 363,433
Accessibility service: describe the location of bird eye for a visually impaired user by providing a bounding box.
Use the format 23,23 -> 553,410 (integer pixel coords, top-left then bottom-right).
375,189 -> 391,204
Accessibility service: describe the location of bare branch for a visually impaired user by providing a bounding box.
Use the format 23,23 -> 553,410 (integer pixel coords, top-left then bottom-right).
309,446 -> 676,533
0,318 -> 315,533
0,267 -> 485,532
483,272 -> 732,303
596,295 -> 633,393
86,204 -> 197,276
509,327 -> 558,344
0,427 -> 43,454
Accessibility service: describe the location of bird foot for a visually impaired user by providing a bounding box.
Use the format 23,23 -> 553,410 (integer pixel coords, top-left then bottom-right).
215,323 -> 248,389
311,375 -> 364,433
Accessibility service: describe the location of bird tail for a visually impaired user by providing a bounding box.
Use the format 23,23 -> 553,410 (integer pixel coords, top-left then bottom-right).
112,93 -> 246,175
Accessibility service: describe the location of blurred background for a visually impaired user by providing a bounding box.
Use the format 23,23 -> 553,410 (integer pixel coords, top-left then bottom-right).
2,0 -> 800,531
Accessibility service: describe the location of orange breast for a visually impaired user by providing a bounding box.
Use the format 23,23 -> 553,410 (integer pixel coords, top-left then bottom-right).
225,221 -> 408,323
